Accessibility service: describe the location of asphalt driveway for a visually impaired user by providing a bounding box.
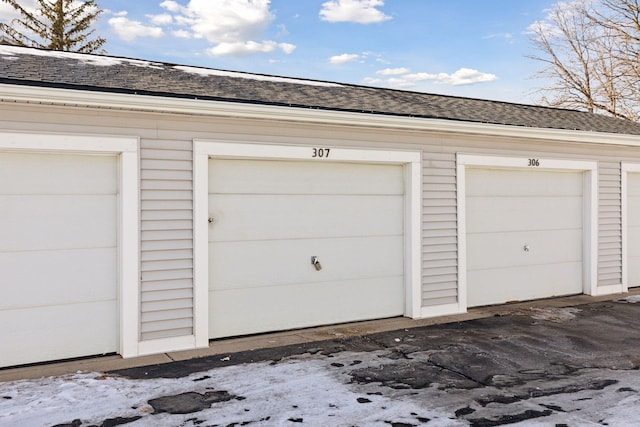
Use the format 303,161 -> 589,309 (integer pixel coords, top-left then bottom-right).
3,296 -> 640,426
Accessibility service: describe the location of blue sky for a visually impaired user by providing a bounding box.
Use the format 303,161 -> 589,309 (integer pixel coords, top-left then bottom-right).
0,0 -> 560,104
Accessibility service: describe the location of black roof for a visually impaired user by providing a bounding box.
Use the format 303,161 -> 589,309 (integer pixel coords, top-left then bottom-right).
2,45 -> 640,136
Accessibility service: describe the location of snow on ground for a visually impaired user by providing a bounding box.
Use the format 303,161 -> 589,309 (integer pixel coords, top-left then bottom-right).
2,348 -> 640,426
0,352 -> 454,427
617,294 -> 640,303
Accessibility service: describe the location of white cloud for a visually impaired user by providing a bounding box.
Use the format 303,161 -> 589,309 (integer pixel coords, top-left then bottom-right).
483,32 -> 514,44
172,29 -> 192,39
362,77 -> 383,85
403,73 -> 427,80
366,67 -> 497,89
0,0 -> 34,31
279,42 -> 296,54
387,77 -> 416,88
161,0 -> 273,43
415,68 -> 498,86
276,24 -> 289,36
103,1 -> 295,58
526,1 -> 589,41
329,53 -> 360,64
159,0 -> 185,13
152,0 -> 295,57
208,40 -> 295,56
320,0 -> 391,24
108,15 -> 165,42
147,13 -> 173,26
1,0 -> 38,21
376,67 -> 410,76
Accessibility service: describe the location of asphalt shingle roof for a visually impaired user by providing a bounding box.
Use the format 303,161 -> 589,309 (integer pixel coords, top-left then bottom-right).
2,45 -> 640,136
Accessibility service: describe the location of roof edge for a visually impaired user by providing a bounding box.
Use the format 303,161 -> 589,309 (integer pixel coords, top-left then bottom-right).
1,83 -> 640,147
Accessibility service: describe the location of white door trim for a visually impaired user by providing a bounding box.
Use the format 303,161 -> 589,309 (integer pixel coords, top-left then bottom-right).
457,154 -> 599,310
0,131 -> 140,358
621,162 -> 640,292
193,140 -> 422,347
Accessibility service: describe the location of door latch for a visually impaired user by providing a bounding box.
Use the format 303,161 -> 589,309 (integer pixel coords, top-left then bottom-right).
311,256 -> 322,271
208,217 -> 215,224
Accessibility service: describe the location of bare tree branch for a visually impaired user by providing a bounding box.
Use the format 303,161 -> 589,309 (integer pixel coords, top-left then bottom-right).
528,0 -> 640,121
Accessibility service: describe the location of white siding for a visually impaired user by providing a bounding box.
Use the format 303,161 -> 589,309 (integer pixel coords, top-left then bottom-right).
422,152 -> 458,307
3,103 -> 640,351
599,162 -> 622,287
140,139 -> 194,341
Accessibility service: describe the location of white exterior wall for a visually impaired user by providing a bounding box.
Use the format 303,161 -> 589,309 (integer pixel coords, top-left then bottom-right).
0,98 -> 639,360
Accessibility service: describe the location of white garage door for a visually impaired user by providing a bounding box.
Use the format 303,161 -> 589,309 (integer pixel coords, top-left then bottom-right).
0,152 -> 117,367
627,173 -> 640,287
208,159 -> 405,338
466,168 -> 584,307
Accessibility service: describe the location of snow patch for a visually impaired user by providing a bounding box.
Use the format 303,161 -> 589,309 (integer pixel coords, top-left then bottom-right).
174,65 -> 343,87
617,295 -> 640,303
528,307 -> 581,323
2,350 -> 640,425
0,355 -> 451,426
0,45 -> 164,68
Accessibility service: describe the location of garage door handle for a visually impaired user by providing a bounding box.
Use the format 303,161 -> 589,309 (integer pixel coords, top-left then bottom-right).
311,256 -> 322,271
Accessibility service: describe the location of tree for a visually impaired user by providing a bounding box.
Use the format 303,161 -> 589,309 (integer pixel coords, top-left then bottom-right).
0,0 -> 105,53
528,0 -> 640,121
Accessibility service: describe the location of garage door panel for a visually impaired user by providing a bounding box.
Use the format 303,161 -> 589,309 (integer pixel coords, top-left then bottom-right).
0,152 -> 117,194
0,151 -> 118,367
0,300 -> 117,367
0,195 -> 116,251
466,196 -> 582,233
627,173 -> 640,287
209,276 -> 404,338
0,248 -> 116,309
628,174 -> 640,196
209,194 -> 403,242
466,168 -> 583,197
467,229 -> 582,270
466,166 -> 584,307
467,262 -> 583,307
628,198 -> 640,227
628,226 -> 640,256
210,235 -> 403,290
629,256 -> 640,287
208,158 -> 405,339
209,159 -> 404,195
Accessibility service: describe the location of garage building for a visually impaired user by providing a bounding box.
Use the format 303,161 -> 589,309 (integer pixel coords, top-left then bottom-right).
2,45 -> 640,367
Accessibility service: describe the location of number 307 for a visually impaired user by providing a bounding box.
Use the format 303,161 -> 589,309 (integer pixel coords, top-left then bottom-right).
312,148 -> 331,158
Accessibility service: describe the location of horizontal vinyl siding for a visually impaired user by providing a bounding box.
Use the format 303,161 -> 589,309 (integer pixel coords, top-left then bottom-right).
140,139 -> 194,341
422,152 -> 458,306
598,162 -> 622,287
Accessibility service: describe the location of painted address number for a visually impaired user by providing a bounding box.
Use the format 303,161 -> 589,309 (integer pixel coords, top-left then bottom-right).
312,148 -> 331,158
528,158 -> 540,167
